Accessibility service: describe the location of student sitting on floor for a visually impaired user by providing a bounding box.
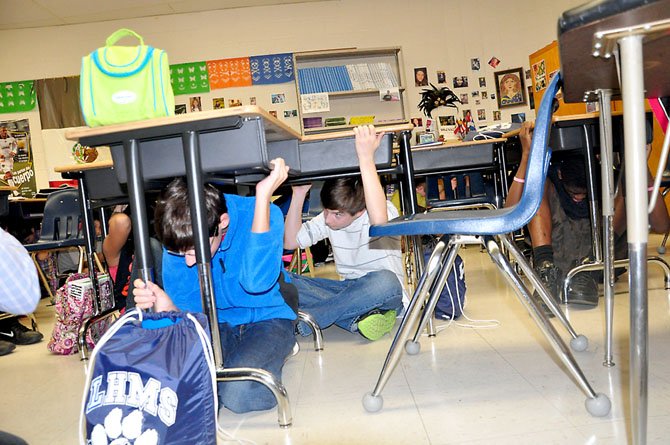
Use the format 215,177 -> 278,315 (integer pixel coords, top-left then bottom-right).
506,121 -> 669,308
284,125 -> 405,341
132,158 -> 297,414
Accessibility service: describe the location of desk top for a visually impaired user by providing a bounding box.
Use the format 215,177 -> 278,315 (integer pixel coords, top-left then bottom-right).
65,106 -> 302,143
55,160 -> 114,174
558,0 -> 670,103
0,186 -> 17,193
410,138 -> 506,152
8,197 -> 46,203
301,123 -> 413,142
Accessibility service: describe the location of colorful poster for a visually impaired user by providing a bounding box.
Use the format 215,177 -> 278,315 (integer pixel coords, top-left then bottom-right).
207,57 -> 252,89
249,53 -> 294,85
170,62 -> 210,95
0,81 -> 36,113
0,119 -> 37,197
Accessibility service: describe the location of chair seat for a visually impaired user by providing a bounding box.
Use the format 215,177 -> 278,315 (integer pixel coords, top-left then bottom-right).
370,206 -> 520,237
24,238 -> 85,252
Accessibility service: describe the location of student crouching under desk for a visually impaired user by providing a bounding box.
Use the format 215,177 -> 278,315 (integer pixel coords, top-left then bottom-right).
284,125 -> 405,342
132,158 -> 297,414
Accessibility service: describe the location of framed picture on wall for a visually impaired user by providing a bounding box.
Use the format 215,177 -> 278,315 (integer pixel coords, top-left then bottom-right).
494,67 -> 526,108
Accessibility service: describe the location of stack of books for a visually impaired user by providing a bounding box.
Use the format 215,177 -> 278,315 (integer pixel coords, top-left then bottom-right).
298,63 -> 398,94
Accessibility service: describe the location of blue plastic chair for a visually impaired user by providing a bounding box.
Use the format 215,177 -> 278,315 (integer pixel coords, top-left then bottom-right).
362,73 -> 611,417
24,188 -> 87,300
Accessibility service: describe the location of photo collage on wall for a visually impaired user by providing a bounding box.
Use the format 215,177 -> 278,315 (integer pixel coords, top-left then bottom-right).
412,53 -> 531,143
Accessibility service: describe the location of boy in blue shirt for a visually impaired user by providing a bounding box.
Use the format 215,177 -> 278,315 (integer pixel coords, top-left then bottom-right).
132,158 -> 297,414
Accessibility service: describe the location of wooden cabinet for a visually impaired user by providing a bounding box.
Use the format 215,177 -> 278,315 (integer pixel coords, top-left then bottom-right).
529,41 -> 622,116
293,47 -> 408,135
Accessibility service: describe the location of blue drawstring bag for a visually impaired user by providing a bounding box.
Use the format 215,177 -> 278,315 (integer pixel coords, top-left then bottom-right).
424,250 -> 466,319
80,310 -> 218,444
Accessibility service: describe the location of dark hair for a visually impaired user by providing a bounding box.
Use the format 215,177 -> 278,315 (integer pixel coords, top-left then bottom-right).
558,157 -> 587,189
321,177 -> 366,215
154,178 -> 227,252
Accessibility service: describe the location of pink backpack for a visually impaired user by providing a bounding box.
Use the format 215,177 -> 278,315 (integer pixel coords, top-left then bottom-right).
47,273 -> 115,355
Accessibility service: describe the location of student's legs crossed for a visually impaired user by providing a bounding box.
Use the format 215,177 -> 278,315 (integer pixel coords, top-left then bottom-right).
291,270 -> 403,333
217,318 -> 295,414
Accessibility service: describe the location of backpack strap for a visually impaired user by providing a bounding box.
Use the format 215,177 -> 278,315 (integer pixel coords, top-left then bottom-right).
105,28 -> 144,47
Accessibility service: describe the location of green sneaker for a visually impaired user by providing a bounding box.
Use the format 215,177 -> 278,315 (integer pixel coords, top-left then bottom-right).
357,310 -> 397,341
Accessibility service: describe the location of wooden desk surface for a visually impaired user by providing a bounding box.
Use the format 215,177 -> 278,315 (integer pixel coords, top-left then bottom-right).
300,123 -> 414,142
8,197 -> 47,203
65,106 -> 302,143
55,160 -> 114,174
0,186 -> 17,193
558,0 -> 670,103
410,138 -> 506,152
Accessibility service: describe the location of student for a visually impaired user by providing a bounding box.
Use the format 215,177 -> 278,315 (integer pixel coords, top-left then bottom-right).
0,228 -> 41,444
284,125 -> 405,341
132,158 -> 297,414
391,178 -> 427,213
507,121 -> 669,307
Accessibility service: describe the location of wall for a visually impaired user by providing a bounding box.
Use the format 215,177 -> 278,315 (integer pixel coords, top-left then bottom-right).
0,0 -> 584,187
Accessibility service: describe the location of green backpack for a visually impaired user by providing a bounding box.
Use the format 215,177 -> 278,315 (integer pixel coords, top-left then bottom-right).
80,29 -> 175,127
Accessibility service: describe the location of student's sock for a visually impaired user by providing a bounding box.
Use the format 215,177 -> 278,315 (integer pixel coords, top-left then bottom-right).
533,245 -> 554,265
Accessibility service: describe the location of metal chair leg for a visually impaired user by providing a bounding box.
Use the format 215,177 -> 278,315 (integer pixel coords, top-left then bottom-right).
297,310 -> 323,351
362,240 -> 448,413
217,367 -> 292,428
408,239 -> 460,349
486,235 -> 610,417
499,235 -> 589,352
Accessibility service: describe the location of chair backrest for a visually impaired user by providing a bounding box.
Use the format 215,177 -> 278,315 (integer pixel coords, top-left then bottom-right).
39,188 -> 84,242
504,72 -> 561,229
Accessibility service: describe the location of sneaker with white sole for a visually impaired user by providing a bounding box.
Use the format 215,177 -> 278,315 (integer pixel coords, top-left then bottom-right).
0,319 -> 43,345
357,309 -> 397,341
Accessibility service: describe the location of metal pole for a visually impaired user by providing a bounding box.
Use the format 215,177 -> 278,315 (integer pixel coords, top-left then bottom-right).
619,34 -> 648,445
597,89 -> 616,367
181,130 -> 224,369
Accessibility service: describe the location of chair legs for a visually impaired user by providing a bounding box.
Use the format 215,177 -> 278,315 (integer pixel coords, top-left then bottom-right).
489,235 -> 609,416
363,234 -> 611,417
297,310 -> 323,351
217,367 -> 292,428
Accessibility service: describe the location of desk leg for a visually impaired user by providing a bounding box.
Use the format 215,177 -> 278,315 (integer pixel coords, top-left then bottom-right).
597,89 -> 617,367
583,126 -> 603,263
181,130 -> 223,369
76,175 -> 101,361
619,34 -> 649,445
123,139 -> 154,285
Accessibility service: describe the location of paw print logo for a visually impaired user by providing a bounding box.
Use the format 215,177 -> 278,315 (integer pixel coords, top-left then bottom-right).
90,408 -> 159,445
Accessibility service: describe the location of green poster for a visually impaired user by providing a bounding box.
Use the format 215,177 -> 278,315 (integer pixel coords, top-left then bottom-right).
170,62 -> 210,95
0,81 -> 36,113
0,119 -> 37,198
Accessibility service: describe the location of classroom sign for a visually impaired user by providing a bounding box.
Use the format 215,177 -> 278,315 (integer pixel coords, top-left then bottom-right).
170,62 -> 210,95
249,53 -> 294,85
0,81 -> 36,113
0,118 -> 37,198
207,57 -> 252,89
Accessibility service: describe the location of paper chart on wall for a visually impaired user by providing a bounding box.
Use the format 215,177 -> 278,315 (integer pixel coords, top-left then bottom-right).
300,93 -> 330,114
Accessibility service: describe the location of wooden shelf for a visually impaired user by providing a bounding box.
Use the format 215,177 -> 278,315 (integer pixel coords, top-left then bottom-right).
294,47 -> 407,135
303,119 -> 409,134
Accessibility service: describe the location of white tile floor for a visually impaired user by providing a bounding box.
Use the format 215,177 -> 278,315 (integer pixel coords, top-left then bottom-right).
3,236 -> 670,444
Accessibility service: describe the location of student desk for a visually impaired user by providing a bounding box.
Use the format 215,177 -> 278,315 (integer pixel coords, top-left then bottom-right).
410,138 -> 507,208
558,1 -> 670,442
65,107 -> 414,427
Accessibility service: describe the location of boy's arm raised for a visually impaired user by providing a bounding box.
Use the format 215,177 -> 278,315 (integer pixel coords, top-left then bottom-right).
284,184 -> 311,250
354,125 -> 388,225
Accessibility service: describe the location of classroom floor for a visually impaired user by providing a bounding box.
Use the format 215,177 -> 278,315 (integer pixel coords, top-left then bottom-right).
2,236 -> 670,444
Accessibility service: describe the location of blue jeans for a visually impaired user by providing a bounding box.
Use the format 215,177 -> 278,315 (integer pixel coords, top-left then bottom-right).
217,318 -> 294,413
290,269 -> 403,334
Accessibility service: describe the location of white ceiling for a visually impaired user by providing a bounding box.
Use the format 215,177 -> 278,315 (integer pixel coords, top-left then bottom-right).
0,0 -> 326,30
